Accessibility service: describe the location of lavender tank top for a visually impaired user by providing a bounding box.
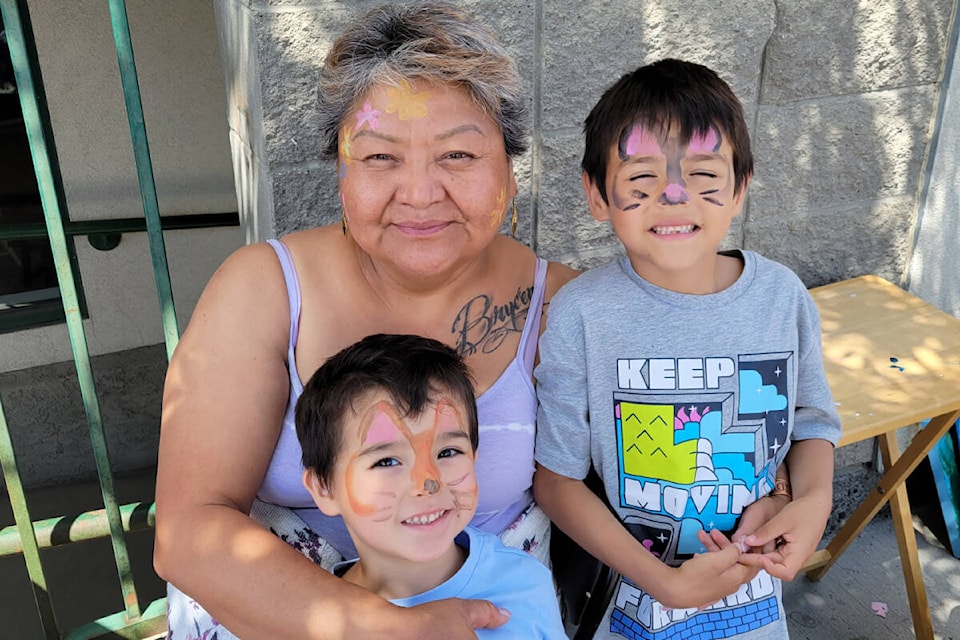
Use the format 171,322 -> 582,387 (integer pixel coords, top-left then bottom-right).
258,239 -> 547,559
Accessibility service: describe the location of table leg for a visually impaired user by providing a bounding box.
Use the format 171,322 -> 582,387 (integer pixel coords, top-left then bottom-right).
877,431 -> 933,639
805,408 -> 960,581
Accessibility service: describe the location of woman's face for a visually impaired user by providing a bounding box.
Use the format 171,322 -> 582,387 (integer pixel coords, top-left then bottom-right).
338,80 -> 516,280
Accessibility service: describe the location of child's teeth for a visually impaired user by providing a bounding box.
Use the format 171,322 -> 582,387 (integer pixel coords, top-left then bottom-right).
405,510 -> 444,525
654,224 -> 695,235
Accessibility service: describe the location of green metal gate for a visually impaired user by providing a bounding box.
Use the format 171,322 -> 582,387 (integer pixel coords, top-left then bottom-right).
0,0 -> 216,636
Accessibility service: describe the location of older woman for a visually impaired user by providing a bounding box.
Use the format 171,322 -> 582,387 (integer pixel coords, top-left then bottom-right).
154,3 -> 576,638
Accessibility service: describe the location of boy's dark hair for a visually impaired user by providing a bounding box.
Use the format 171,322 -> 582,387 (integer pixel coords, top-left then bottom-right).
582,58 -> 754,203
296,333 -> 479,489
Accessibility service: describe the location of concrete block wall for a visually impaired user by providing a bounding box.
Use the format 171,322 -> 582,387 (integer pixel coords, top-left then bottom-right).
214,0 -> 956,287
213,0 -> 959,516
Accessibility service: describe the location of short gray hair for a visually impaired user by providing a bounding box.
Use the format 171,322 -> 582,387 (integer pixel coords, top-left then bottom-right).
318,2 -> 529,159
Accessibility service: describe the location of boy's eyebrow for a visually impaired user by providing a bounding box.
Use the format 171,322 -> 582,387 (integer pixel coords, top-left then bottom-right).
685,153 -> 726,162
355,428 -> 471,457
356,440 -> 402,458
623,155 -> 660,164
436,430 -> 472,444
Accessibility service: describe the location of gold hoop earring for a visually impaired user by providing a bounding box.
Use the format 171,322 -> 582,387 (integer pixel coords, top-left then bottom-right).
511,199 -> 518,238
341,209 -> 347,237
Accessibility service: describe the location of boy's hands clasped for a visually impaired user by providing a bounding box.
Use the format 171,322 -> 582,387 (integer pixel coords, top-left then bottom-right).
697,490 -> 821,583
661,529 -> 760,610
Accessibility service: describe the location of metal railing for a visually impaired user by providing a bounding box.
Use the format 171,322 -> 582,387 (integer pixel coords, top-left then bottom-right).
0,0 -> 227,636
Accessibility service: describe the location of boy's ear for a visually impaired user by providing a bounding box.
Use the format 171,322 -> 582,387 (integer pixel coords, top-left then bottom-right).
582,171 -> 612,222
731,173 -> 753,217
302,469 -> 341,517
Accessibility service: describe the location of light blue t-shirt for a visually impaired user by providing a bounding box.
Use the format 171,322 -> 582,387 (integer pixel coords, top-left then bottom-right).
337,527 -> 566,639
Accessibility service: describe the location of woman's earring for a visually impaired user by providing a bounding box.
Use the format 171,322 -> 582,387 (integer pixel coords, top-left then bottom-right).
341,209 -> 347,237
511,199 -> 518,238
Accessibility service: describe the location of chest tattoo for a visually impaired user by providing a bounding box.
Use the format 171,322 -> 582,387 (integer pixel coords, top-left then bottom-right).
451,286 -> 534,356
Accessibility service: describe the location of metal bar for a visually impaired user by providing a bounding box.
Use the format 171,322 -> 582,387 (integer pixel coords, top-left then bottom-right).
1,4 -> 65,636
0,395 -> 60,639
0,211 -> 240,241
2,0 -> 142,623
107,0 -> 180,362
63,597 -> 168,640
0,501 -> 156,557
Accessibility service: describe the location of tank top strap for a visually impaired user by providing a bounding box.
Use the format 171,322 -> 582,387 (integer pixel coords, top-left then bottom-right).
518,257 -> 548,372
266,239 -> 302,361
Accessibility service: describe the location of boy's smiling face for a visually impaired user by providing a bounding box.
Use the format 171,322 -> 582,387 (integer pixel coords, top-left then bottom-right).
584,121 -> 749,293
304,389 -> 478,567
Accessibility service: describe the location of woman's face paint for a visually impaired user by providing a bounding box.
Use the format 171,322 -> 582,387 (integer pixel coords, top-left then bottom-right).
489,187 -> 507,228
355,101 -> 382,131
385,80 -> 430,121
339,123 -> 354,182
336,79 -> 515,277
328,393 -> 478,562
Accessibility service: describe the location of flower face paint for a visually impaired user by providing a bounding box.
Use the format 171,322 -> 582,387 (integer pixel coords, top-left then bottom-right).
587,121 -> 747,293
489,187 -> 507,228
385,79 -> 430,121
322,392 -> 478,564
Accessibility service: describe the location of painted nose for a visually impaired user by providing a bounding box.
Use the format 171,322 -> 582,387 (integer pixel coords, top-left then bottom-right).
423,479 -> 440,494
659,183 -> 689,205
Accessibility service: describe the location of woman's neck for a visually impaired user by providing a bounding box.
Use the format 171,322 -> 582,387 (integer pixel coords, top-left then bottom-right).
353,238 -> 500,303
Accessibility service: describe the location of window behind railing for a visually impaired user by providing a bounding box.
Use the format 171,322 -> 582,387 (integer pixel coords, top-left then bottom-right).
0,1 -> 233,637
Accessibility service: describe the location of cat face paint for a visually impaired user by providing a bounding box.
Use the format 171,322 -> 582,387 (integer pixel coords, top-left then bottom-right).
614,123 -> 727,210
327,393 -> 478,563
588,121 -> 747,292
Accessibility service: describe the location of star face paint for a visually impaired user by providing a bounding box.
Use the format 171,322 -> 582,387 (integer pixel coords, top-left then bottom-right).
591,121 -> 747,292
354,101 -> 382,131
329,392 -> 478,564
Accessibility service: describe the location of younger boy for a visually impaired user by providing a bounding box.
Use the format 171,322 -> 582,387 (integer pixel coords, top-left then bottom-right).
296,333 -> 566,639
534,59 -> 842,639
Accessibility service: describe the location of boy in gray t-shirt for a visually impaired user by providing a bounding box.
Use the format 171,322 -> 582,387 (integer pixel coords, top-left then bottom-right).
534,59 -> 841,640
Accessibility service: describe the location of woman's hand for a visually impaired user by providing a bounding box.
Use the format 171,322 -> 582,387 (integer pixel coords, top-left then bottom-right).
402,599 -> 510,639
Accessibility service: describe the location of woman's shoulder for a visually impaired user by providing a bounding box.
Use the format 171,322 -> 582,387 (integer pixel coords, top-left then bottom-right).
492,236 -> 579,300
275,225 -> 345,261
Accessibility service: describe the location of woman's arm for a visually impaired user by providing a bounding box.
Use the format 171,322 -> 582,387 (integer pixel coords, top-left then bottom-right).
154,242 -> 504,639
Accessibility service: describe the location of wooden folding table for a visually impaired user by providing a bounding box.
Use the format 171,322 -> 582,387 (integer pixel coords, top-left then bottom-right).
802,275 -> 960,639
